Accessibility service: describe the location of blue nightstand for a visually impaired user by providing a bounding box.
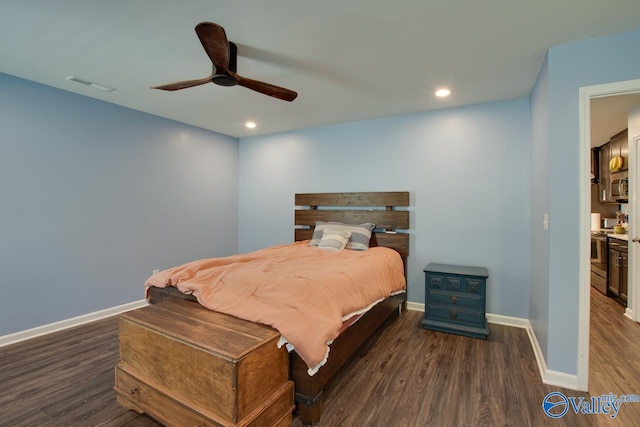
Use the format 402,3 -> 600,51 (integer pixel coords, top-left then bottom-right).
421,263 -> 489,339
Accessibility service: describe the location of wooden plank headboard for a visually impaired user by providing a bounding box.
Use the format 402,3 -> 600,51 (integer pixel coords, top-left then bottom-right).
294,192 -> 410,260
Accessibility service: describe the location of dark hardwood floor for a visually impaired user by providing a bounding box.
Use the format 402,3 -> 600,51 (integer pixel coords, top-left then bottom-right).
588,287 -> 640,426
0,290 -> 638,426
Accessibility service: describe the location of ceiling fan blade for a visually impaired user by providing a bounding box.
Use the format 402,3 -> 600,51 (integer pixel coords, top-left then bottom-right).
234,73 -> 297,102
151,73 -> 214,91
195,22 -> 230,73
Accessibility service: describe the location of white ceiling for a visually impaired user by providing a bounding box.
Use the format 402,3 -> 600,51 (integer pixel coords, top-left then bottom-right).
1,0 -> 640,138
591,94 -> 640,147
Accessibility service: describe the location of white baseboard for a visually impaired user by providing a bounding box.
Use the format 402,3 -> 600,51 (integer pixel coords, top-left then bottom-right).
407,303 -> 528,328
406,301 -> 425,311
485,313 -> 529,328
523,318 -> 579,390
407,302 -> 579,390
0,299 -> 148,348
624,307 -> 634,320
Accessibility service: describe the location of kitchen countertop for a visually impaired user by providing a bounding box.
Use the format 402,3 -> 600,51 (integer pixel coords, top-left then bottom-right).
591,228 -> 629,241
609,233 -> 629,242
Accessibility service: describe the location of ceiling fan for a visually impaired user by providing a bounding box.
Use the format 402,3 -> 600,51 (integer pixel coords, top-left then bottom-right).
152,22 -> 297,102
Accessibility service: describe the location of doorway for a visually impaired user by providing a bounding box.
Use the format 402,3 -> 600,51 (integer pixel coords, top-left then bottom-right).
578,79 -> 640,391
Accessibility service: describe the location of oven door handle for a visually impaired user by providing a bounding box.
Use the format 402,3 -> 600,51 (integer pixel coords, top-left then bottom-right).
619,177 -> 624,197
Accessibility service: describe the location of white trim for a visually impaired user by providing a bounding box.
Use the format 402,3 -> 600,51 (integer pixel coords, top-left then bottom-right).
577,79 -> 640,393
0,299 -> 148,348
578,85 -> 593,392
630,131 -> 640,324
525,320 -> 548,386
485,313 -> 529,328
524,319 -> 580,390
408,303 -> 581,390
409,303 -> 529,328
543,370 -> 580,390
406,301 -> 425,311
625,307 -> 634,320
409,303 -> 531,328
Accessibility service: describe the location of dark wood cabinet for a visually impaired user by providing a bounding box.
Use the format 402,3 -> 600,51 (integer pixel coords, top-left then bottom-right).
599,144 -> 610,202
599,129 -> 628,203
609,129 -> 629,171
421,263 -> 489,339
608,237 -> 628,305
591,147 -> 600,184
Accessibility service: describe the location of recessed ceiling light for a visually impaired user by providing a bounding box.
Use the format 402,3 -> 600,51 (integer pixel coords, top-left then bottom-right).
435,88 -> 451,98
245,121 -> 257,129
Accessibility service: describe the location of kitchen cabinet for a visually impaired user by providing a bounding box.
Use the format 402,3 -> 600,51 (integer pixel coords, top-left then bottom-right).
608,237 -> 627,305
591,147 -> 600,184
599,145 -> 610,203
598,128 -> 628,203
609,129 -> 628,172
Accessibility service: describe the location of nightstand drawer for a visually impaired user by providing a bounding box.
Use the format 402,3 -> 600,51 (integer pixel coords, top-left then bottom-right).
428,291 -> 481,309
427,275 -> 485,296
427,274 -> 466,292
426,304 -> 484,326
464,278 -> 484,295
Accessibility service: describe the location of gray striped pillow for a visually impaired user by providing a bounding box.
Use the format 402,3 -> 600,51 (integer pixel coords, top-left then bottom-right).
317,228 -> 352,251
309,221 -> 375,251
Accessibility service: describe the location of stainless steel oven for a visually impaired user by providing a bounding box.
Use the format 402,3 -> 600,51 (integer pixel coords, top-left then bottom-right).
590,231 -> 608,294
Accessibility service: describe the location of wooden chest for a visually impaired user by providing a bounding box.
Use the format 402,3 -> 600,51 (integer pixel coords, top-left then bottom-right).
114,298 -> 294,426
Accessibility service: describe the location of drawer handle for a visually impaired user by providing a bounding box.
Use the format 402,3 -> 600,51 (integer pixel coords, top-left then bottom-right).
451,295 -> 458,304
130,387 -> 138,395
450,310 -> 457,318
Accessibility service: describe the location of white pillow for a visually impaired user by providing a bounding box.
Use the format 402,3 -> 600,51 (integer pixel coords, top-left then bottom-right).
317,228 -> 352,251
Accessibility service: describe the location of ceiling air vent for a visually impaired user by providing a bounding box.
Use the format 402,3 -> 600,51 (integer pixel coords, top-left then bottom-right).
66,75 -> 116,92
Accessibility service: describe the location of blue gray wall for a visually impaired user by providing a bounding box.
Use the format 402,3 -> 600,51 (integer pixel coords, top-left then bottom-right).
0,73 -> 239,335
529,54 -> 551,366
529,29 -> 640,375
5,27 -> 640,384
238,99 -> 531,317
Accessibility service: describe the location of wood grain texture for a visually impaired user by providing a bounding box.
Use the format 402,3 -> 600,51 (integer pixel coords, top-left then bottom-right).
0,317 -> 159,427
295,192 -> 409,207
2,294 -> 640,426
122,298 -> 281,358
291,191 -> 411,424
587,287 -> 640,427
294,210 -> 409,230
117,301 -> 290,425
0,292 -> 640,427
292,294 -> 404,425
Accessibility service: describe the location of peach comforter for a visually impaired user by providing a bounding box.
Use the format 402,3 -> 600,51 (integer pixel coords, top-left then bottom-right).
145,241 -> 405,374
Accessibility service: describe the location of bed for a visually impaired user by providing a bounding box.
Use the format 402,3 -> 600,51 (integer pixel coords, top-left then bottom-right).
143,191 -> 410,425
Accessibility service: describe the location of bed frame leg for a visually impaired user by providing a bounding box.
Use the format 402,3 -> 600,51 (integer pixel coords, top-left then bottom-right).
295,390 -> 324,426
298,399 -> 323,426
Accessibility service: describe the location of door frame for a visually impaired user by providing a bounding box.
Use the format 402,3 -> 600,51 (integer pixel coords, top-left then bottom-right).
630,131 -> 640,319
578,79 -> 640,391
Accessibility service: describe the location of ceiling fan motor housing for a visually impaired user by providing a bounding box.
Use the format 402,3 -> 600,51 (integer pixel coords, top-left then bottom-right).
212,41 -> 238,86
212,73 -> 237,86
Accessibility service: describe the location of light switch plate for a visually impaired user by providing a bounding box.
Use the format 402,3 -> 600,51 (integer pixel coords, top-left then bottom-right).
543,214 -> 549,231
